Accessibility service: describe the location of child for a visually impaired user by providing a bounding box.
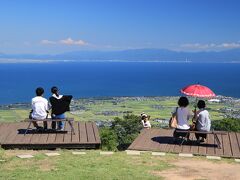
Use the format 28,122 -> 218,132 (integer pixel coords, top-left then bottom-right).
141,112 -> 151,129
194,100 -> 211,143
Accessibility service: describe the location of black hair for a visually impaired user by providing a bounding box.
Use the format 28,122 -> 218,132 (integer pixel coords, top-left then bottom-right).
197,100 -> 206,109
36,87 -> 44,96
51,86 -> 59,97
178,96 -> 189,107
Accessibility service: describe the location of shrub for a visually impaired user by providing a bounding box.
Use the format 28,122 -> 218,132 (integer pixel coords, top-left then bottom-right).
100,114 -> 142,151
212,118 -> 240,132
112,114 -> 142,150
100,127 -> 118,151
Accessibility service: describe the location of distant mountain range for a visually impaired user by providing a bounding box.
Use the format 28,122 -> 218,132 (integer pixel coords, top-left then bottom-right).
1,48 -> 240,62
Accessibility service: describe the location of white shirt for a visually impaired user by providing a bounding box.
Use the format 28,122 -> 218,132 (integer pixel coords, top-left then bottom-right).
196,109 -> 211,131
176,107 -> 192,130
52,94 -> 63,99
142,120 -> 151,128
31,96 -> 49,120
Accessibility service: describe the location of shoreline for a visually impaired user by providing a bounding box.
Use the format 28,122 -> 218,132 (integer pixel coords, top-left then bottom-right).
1,58 -> 240,64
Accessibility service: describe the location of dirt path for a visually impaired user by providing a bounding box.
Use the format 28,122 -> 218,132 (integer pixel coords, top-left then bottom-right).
153,158 -> 240,180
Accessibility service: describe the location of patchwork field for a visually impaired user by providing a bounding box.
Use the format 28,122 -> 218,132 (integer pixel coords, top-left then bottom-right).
0,96 -> 235,125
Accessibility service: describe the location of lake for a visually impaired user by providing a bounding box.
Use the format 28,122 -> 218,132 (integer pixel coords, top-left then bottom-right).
0,62 -> 239,104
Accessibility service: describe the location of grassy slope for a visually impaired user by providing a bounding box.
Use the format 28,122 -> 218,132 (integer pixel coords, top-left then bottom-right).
0,150 -> 171,179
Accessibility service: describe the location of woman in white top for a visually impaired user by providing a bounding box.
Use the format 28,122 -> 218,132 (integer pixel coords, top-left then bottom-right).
173,96 -> 192,139
194,100 -> 211,142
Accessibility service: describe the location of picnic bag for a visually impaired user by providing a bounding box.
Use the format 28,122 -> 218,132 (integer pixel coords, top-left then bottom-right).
169,107 -> 178,128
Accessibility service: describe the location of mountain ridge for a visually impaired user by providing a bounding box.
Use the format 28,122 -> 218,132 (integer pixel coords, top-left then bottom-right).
1,48 -> 240,62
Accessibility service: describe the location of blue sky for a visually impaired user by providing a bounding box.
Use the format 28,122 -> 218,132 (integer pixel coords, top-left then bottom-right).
0,0 -> 240,54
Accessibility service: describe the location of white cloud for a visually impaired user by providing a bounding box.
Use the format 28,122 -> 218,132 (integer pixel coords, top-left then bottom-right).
180,42 -> 240,50
41,38 -> 87,46
220,43 -> 240,48
59,38 -> 86,45
41,39 -> 56,45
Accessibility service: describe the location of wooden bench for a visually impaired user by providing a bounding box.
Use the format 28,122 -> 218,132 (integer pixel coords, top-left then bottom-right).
24,118 -> 75,135
175,129 -> 227,149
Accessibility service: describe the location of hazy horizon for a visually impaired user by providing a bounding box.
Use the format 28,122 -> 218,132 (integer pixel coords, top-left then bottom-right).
0,0 -> 240,55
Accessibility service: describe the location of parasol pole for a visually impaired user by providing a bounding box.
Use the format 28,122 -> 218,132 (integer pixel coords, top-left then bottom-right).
193,82 -> 199,122
192,97 -> 198,123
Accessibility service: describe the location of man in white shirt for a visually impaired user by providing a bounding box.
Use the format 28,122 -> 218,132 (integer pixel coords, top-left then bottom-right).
30,87 -> 49,129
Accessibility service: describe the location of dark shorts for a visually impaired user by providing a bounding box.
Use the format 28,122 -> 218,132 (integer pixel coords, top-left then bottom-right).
193,126 -> 208,139
173,128 -> 190,138
195,133 -> 207,139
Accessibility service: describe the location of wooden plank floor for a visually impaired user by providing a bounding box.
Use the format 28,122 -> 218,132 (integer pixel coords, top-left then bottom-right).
0,122 -> 101,149
128,128 -> 240,158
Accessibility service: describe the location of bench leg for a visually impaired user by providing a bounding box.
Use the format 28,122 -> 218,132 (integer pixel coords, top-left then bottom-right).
68,121 -> 75,135
214,133 -> 221,149
24,122 -> 32,136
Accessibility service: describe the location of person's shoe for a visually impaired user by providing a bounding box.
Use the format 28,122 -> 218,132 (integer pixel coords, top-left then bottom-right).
36,126 -> 43,132
200,138 -> 205,143
51,125 -> 57,130
58,127 -> 64,131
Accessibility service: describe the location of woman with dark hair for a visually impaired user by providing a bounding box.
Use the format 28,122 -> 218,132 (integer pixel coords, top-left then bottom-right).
49,86 -> 72,130
194,100 -> 211,143
173,96 -> 192,139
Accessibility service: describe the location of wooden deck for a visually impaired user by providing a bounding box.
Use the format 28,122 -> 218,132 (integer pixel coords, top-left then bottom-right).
128,128 -> 240,158
0,122 -> 101,149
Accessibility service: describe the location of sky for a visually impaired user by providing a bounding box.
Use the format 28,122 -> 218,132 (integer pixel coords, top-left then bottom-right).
0,0 -> 240,54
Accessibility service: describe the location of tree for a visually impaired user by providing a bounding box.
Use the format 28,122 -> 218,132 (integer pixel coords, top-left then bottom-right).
212,118 -> 240,132
100,114 -> 142,151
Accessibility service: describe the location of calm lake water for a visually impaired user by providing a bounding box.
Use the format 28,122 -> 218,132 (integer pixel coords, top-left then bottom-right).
0,62 -> 239,104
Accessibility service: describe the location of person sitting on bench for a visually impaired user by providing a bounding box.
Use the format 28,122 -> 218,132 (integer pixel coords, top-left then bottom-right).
140,113 -> 151,129
49,86 -> 72,131
30,87 -> 49,130
193,100 -> 211,143
173,96 -> 193,140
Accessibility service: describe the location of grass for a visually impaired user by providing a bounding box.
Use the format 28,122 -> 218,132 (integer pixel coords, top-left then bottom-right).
0,110 -> 81,122
0,150 -> 172,179
0,110 -> 28,122
0,149 -> 239,180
